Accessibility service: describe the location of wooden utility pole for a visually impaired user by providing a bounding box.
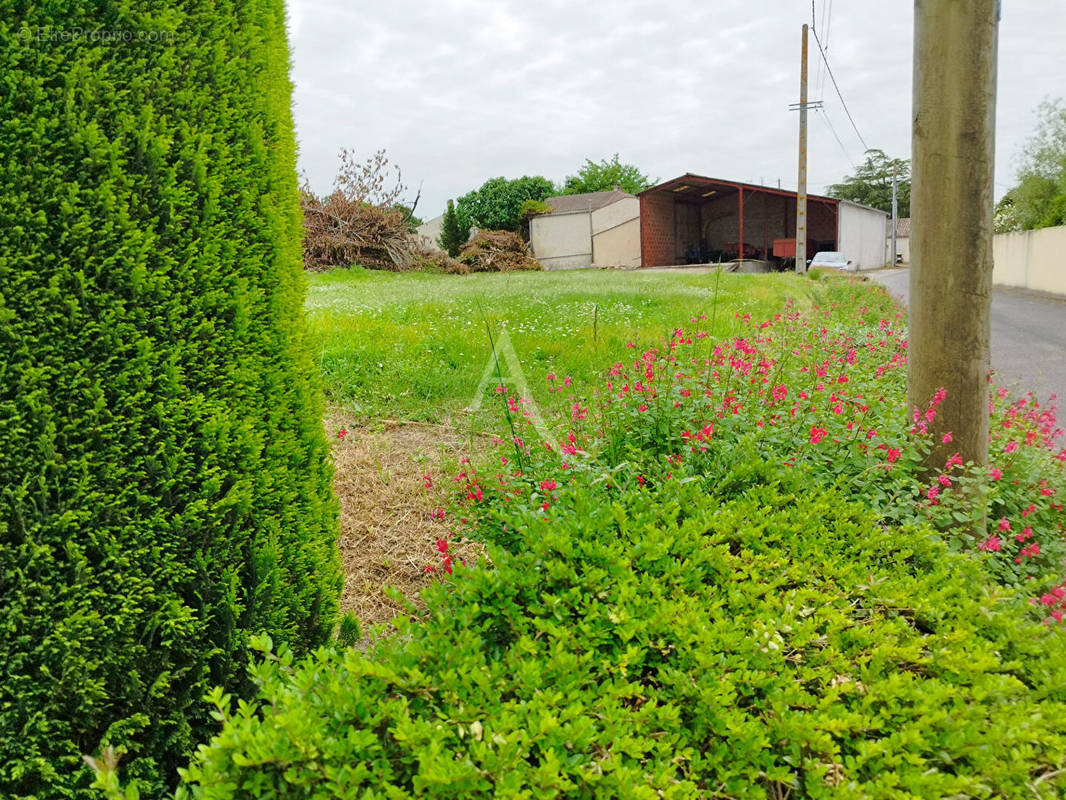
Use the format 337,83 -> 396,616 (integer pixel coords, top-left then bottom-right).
795,23 -> 809,273
909,1 -> 999,473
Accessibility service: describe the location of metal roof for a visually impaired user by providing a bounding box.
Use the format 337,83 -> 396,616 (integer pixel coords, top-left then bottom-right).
639,173 -> 838,205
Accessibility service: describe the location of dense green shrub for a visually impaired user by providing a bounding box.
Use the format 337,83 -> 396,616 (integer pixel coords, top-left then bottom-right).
456,175 -> 555,232
156,473 -> 1066,798
437,199 -> 469,257
0,3 -> 340,797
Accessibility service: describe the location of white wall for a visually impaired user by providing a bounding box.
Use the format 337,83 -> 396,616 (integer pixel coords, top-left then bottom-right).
531,212 -> 593,269
416,214 -> 444,252
592,197 -> 640,267
838,202 -> 889,270
531,198 -> 640,269
993,224 -> 1066,296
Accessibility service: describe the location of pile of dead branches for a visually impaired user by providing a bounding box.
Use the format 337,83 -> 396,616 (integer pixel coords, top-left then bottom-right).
457,230 -> 543,272
301,148 -> 462,273
301,190 -> 408,271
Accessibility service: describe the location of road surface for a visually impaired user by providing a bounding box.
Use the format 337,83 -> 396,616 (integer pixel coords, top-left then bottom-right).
868,268 -> 1066,408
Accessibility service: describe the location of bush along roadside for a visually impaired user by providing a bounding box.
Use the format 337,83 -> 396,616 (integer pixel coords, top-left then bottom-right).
93,278 -> 1066,799
460,278 -> 1066,624
104,472 -> 1066,799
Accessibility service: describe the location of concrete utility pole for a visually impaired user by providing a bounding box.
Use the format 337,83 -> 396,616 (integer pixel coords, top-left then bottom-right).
890,167 -> 898,266
909,1 -> 999,475
795,23 -> 809,273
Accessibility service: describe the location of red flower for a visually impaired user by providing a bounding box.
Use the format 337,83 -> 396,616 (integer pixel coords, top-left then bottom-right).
979,536 -> 1002,552
809,425 -> 828,444
337,427 -> 348,440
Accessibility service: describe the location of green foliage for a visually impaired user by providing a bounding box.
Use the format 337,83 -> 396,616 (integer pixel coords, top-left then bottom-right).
438,199 -> 470,257
168,472 -> 1066,798
996,98 -> 1066,232
0,3 -> 340,797
827,149 -> 910,217
392,203 -> 423,233
456,175 -> 555,232
562,153 -> 655,195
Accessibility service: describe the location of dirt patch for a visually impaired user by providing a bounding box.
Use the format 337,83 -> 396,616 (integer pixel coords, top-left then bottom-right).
324,410 -> 487,633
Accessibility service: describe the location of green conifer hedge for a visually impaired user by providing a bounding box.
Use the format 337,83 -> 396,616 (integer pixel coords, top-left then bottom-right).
0,3 -> 341,797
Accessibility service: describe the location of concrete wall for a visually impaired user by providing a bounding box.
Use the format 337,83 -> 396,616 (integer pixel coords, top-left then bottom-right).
838,202 -> 889,270
532,198 -> 640,269
531,211 -> 593,270
416,214 -> 444,252
993,224 -> 1066,296
593,218 -> 641,267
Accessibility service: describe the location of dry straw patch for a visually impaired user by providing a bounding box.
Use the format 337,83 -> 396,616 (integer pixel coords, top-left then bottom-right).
324,409 -> 487,632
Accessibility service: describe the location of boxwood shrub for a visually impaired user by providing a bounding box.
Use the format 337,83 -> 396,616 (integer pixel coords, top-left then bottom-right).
170,470 -> 1066,799
0,3 -> 340,797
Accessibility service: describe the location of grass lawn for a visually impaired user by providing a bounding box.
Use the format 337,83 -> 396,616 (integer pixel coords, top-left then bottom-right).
305,267 -> 818,426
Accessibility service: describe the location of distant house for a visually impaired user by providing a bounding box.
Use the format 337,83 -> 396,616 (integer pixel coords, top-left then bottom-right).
529,188 -> 641,270
415,214 -> 444,252
890,217 -> 911,264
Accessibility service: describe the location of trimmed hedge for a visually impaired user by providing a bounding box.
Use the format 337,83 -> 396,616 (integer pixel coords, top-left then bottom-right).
0,3 -> 340,797
173,471 -> 1066,799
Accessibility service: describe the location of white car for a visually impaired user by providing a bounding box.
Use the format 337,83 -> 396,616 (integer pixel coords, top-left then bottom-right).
808,251 -> 852,270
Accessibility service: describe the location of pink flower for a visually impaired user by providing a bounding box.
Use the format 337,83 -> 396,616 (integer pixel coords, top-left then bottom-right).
945,453 -> 963,469
998,517 -> 1010,532
886,447 -> 901,464
423,473 -> 434,488
1004,440 -> 1018,453
809,425 -> 828,445
337,427 -> 348,440
990,467 -> 1002,481
979,536 -> 1002,552
938,474 -> 951,487
926,486 -> 940,504
941,432 -> 953,444
540,479 -> 557,492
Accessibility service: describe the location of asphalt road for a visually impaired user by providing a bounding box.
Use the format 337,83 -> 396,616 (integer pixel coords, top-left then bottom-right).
868,268 -> 1066,407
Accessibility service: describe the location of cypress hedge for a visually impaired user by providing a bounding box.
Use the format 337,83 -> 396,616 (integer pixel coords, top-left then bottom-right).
0,3 -> 341,797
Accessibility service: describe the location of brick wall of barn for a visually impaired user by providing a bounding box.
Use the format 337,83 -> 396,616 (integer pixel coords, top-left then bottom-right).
640,192 -> 675,267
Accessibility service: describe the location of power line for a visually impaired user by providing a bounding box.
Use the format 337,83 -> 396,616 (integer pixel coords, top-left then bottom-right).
819,107 -> 855,169
811,25 -> 870,154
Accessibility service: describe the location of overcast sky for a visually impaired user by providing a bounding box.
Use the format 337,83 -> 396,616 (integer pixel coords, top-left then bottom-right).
286,1 -> 1066,220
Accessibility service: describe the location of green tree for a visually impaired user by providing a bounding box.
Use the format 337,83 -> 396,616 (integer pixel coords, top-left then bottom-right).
392,203 -> 423,233
0,4 -> 340,797
438,199 -> 470,256
456,175 -> 555,232
995,98 -> 1066,232
827,149 -> 911,217
562,154 -> 655,195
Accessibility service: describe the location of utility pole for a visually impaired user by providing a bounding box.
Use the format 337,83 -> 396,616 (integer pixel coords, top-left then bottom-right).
890,166 -> 898,266
909,1 -> 999,478
790,24 -> 823,273
795,23 -> 809,274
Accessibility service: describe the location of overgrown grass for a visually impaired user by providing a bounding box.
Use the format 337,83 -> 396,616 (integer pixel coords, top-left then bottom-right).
305,267 -> 813,424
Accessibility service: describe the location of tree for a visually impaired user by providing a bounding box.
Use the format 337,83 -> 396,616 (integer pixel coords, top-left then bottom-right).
392,203 -> 423,233
439,199 -> 471,256
0,3 -> 340,797
561,154 -> 655,195
995,98 -> 1066,232
456,175 -> 555,232
827,149 -> 911,217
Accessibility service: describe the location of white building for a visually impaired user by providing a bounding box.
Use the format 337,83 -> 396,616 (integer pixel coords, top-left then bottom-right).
529,189 -> 641,270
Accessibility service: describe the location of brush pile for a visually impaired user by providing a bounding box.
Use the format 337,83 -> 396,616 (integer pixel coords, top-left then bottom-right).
457,230 -> 543,272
